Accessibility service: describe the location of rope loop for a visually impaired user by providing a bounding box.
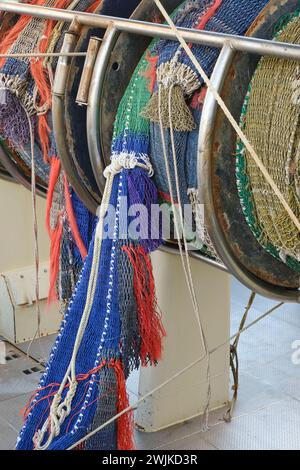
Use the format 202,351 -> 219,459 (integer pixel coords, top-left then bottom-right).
104,154 -> 154,179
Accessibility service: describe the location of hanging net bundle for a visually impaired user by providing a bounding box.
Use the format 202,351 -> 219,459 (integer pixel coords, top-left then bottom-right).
3,0 -> 296,451
15,0 -> 272,450
15,27 -> 167,451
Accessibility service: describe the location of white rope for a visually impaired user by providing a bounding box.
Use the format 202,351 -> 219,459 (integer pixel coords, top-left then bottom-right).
67,300 -> 284,449
103,155 -> 154,179
168,83 -> 212,427
157,83 -> 212,429
154,0 -> 300,234
35,171 -> 113,450
158,86 -> 200,329
21,105 -> 47,362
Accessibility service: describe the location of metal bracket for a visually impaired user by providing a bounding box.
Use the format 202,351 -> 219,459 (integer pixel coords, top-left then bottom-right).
76,36 -> 102,106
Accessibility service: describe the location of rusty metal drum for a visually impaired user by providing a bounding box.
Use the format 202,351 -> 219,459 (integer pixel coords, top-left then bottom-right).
85,0 -> 227,270
199,0 -> 300,301
52,0 -> 141,214
87,0 -> 184,195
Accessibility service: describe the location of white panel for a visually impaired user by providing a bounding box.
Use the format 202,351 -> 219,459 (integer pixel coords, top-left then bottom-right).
14,300 -> 61,344
136,250 -> 231,432
3,262 -> 50,306
0,179 -> 49,273
0,180 -> 60,344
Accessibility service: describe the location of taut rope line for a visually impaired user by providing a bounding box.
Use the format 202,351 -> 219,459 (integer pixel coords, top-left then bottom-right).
23,105 -> 47,362
0,52 -> 87,58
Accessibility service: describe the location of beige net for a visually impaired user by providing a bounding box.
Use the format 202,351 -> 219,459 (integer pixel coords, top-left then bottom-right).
241,15 -> 300,262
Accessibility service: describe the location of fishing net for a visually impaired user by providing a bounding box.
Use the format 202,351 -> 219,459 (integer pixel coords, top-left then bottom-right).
14,0 -> 272,450
15,13 -> 169,449
143,0 -> 269,258
0,1 -> 99,309
236,11 -> 300,273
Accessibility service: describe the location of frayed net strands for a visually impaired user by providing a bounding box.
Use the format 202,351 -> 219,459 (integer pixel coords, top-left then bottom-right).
236,11 -> 300,272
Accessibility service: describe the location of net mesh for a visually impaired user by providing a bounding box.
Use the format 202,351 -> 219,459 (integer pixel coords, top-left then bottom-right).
236,12 -> 300,271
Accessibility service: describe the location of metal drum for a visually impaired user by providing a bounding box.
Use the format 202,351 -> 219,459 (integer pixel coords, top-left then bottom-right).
85,0 -> 227,271
199,0 -> 300,301
0,142 -> 47,195
87,0 -> 184,194
52,0 -> 141,214
0,11 -> 48,194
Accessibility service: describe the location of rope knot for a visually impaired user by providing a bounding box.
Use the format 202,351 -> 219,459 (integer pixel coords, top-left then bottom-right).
104,154 -> 154,178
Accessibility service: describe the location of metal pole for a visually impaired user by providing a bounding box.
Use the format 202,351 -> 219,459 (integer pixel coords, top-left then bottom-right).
2,2 -> 300,60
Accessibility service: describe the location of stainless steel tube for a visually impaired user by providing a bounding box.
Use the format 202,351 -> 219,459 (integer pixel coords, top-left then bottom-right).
2,2 -> 300,60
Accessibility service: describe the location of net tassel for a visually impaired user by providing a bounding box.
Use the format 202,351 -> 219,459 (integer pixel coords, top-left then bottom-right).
140,0 -> 223,130
122,165 -> 165,364
140,62 -> 199,132
46,156 -> 62,302
126,166 -> 162,252
122,244 -> 166,366
112,359 -> 135,450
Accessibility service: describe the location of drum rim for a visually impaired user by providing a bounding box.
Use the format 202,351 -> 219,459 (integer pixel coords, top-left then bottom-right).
87,0 -> 185,196
0,140 -> 47,197
199,0 -> 300,302
53,1 -> 109,215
